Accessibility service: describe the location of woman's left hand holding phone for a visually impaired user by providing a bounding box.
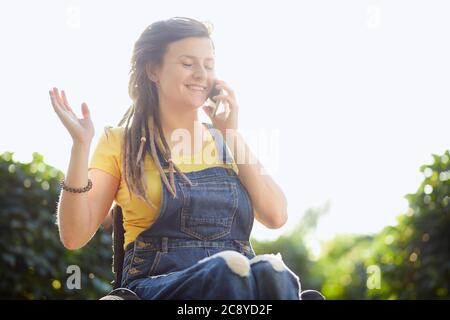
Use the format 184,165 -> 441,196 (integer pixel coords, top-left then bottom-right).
203,79 -> 239,137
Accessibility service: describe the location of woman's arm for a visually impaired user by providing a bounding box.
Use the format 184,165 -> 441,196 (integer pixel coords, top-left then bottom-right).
227,130 -> 288,229
57,142 -> 94,249
49,88 -> 117,250
203,79 -> 288,229
57,142 -> 120,250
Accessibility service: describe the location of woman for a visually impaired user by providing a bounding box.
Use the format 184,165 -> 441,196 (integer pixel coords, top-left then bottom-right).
49,17 -> 323,300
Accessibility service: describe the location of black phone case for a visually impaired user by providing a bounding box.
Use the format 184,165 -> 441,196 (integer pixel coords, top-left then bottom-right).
208,85 -> 221,100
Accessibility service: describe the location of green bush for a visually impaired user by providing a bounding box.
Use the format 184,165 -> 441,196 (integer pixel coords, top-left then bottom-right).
252,202 -> 330,291
2,148 -> 448,300
0,152 -> 113,299
315,150 -> 450,299
379,151 -> 450,299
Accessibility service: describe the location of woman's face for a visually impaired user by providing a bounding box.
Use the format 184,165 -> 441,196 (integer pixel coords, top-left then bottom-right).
149,37 -> 216,110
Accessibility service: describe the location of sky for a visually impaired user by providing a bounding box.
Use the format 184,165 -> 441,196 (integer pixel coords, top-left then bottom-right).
1,0 -> 449,246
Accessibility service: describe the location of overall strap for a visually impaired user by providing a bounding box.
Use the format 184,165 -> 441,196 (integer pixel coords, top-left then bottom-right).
154,123 -> 235,170
203,122 -> 234,166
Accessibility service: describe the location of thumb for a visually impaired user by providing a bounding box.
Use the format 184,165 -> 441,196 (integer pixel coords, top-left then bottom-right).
203,105 -> 213,118
81,102 -> 91,119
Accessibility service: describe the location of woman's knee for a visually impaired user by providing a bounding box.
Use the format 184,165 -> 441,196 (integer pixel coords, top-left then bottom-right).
197,250 -> 251,277
250,253 -> 302,299
250,253 -> 287,272
250,253 -> 301,286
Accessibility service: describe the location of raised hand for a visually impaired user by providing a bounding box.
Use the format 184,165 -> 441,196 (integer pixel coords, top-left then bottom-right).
49,87 -> 95,145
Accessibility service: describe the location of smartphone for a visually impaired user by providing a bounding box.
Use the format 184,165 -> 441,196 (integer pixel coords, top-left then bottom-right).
207,82 -> 224,117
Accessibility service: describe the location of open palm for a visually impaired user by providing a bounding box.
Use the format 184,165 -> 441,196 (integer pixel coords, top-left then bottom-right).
49,87 -> 95,144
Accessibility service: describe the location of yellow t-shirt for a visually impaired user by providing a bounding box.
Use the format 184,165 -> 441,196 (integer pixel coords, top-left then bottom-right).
88,125 -> 238,249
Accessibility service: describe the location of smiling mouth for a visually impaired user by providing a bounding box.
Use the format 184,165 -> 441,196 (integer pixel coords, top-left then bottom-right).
186,85 -> 207,91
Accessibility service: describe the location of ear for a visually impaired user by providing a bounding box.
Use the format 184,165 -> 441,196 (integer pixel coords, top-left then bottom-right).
146,63 -> 159,83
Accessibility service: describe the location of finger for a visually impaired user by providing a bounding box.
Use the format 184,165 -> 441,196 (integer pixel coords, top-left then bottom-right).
225,101 -> 231,116
212,95 -> 232,104
215,98 -> 233,119
52,87 -> 68,111
50,88 -> 79,120
203,105 -> 212,113
49,90 -> 65,114
81,102 -> 91,119
202,105 -> 214,118
61,90 -> 74,113
215,83 -> 235,97
211,96 -> 228,114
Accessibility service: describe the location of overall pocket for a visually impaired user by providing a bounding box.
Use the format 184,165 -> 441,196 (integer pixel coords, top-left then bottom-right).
179,180 -> 238,240
152,247 -> 210,275
124,246 -> 162,284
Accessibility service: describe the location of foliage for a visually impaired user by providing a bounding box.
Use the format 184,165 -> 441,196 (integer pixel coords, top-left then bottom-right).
2,148 -> 449,299
0,152 -> 113,299
253,150 -> 450,299
251,201 -> 330,291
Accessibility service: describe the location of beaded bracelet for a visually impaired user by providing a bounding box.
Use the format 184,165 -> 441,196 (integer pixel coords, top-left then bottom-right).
60,179 -> 93,193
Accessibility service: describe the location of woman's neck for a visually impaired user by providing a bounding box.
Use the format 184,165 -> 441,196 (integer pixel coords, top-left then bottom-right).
158,110 -> 208,158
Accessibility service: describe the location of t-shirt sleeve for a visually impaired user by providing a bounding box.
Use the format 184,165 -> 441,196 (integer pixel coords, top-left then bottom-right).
88,127 -> 121,180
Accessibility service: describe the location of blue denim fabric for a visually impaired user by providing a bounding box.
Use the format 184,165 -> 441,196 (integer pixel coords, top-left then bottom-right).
120,123 -> 303,300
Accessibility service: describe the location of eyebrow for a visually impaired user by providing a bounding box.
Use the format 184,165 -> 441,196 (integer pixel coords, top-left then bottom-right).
178,54 -> 215,61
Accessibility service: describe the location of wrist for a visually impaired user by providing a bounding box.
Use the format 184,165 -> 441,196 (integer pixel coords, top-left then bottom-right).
60,178 -> 93,193
222,129 -> 244,162
72,141 -> 91,150
221,128 -> 239,139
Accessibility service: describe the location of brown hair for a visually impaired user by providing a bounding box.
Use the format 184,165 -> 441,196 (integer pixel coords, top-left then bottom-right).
109,17 -> 215,209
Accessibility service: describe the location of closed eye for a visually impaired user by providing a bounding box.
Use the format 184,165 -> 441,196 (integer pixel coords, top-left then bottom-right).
182,63 -> 214,70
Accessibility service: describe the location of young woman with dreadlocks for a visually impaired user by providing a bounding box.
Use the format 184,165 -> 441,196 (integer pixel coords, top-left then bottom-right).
50,17 -> 324,300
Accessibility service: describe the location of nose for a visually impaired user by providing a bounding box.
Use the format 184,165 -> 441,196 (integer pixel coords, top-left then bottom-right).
192,65 -> 208,80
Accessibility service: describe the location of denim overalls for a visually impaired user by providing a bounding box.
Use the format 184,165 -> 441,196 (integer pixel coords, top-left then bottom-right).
120,123 -> 302,300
